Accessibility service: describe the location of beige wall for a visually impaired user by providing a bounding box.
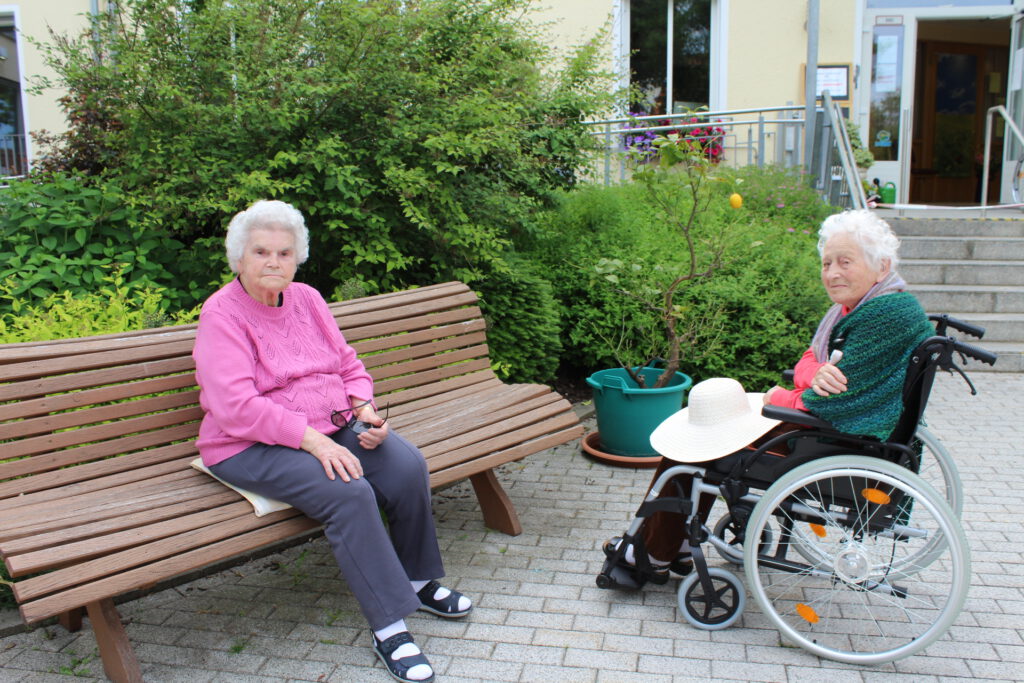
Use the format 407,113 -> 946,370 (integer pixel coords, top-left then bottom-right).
3,0 -> 98,145
725,0 -> 858,112
532,0 -> 615,55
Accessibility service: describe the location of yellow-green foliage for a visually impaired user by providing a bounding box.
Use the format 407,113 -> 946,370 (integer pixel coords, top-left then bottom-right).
0,269 -> 198,343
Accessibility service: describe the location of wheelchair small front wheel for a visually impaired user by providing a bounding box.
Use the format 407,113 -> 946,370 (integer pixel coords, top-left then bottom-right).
677,567 -> 745,631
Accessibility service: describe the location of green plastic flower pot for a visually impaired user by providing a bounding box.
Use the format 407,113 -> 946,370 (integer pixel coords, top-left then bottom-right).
586,366 -> 693,457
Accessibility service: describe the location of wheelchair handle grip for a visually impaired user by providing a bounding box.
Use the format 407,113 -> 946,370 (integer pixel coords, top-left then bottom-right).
930,314 -> 985,339
953,339 -> 997,366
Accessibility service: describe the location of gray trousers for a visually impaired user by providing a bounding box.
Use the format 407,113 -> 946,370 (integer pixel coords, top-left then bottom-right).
209,428 -> 444,630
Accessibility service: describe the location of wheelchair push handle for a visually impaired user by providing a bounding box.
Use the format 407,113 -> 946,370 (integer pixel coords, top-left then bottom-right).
953,339 -> 998,366
930,313 -> 985,339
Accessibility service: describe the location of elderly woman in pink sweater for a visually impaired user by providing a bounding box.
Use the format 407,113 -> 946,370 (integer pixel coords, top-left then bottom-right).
193,200 -> 469,683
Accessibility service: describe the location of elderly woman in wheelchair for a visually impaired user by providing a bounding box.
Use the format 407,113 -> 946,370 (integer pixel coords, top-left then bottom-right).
597,209 -> 995,664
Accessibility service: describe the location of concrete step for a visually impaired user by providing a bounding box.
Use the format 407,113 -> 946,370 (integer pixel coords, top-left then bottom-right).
924,312 -> 1024,343
911,284 -> 1024,314
889,217 -> 1024,238
900,259 -> 1024,286
899,236 -> 1024,260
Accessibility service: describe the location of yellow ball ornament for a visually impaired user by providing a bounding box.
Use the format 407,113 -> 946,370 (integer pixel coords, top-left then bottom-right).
729,193 -> 743,209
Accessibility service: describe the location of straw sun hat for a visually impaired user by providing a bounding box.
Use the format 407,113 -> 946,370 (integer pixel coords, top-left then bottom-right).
649,377 -> 782,463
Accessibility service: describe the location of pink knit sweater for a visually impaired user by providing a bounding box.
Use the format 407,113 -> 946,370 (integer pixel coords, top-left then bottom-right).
193,278 -> 375,466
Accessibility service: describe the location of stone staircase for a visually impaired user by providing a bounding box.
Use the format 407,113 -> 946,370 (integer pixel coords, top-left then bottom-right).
889,216 -> 1024,373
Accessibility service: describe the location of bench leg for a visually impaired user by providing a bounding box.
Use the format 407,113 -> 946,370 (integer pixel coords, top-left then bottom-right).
58,607 -> 84,632
469,469 -> 523,536
86,599 -> 143,683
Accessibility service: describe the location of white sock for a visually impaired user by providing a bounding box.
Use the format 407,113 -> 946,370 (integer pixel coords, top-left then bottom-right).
618,540 -> 666,570
373,620 -> 432,681
413,579 -> 471,612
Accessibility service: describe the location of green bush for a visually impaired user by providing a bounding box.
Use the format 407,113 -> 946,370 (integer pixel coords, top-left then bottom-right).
472,258 -> 562,383
31,0 -> 615,314
525,167 -> 835,390
0,269 -> 199,343
0,174 -> 189,307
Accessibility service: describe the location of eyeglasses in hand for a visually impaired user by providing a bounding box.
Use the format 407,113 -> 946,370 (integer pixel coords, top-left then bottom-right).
331,400 -> 388,434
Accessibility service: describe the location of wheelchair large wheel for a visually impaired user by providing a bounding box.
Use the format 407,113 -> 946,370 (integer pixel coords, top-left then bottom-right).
915,426 -> 962,517
743,455 -> 969,665
677,567 -> 746,631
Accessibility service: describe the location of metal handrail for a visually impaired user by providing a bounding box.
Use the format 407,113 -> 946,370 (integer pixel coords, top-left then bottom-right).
981,105 -> 1024,209
821,91 -> 867,209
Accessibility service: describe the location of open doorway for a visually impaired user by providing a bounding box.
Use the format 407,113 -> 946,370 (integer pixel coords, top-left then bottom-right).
909,18 -> 1010,205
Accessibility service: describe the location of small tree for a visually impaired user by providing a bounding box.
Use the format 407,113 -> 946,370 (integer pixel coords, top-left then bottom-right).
594,128 -> 745,388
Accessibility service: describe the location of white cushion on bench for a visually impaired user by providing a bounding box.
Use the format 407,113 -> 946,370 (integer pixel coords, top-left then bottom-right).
190,458 -> 292,517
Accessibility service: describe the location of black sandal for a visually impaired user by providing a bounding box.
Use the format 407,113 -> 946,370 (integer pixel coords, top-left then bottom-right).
416,579 -> 472,618
602,536 -> 692,577
373,631 -> 434,683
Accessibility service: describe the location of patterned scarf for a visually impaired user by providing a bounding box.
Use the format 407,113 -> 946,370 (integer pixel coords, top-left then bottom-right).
809,270 -> 907,362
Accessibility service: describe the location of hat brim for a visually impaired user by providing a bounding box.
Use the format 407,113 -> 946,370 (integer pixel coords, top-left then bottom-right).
649,393 -> 783,463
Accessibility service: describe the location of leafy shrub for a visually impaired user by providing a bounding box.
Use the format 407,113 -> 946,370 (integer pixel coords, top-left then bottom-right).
525,167 -> 835,390
0,174 -> 190,308
0,269 -> 198,343
472,258 -> 562,383
721,165 -> 836,228
31,0 -> 615,313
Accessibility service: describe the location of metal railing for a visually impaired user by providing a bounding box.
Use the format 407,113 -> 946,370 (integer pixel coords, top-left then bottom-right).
0,133 -> 29,180
981,105 -> 1024,209
583,94 -> 865,210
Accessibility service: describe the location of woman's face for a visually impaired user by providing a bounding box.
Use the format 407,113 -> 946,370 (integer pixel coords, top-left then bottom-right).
820,232 -> 890,309
237,226 -> 297,306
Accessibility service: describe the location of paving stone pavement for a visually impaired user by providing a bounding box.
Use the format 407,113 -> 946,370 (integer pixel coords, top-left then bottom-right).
1,369 -> 1022,682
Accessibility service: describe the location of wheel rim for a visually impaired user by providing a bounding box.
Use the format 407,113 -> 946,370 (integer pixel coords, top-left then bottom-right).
744,455 -> 970,665
915,426 -> 962,517
677,567 -> 746,631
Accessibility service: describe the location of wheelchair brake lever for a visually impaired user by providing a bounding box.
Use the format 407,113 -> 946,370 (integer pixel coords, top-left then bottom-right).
948,362 -> 978,396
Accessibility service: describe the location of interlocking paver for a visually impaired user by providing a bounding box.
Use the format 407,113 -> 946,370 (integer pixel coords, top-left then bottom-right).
1,371 -> 1021,681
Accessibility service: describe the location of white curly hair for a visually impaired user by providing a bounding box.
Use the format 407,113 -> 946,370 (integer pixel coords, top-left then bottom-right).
224,200 -> 310,273
817,209 -> 900,271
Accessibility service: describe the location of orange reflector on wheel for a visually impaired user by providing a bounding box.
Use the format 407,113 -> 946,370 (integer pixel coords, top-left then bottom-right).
862,488 -> 891,505
796,603 -> 819,624
809,523 -> 826,538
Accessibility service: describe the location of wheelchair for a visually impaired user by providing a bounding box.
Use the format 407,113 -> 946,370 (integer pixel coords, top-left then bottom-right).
596,315 -> 996,665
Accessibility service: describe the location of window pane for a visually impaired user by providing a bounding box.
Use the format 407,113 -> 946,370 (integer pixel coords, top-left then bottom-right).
870,25 -> 904,162
629,0 -> 710,114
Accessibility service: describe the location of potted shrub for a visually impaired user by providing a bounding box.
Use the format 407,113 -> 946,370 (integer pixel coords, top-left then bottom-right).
584,129 -> 740,462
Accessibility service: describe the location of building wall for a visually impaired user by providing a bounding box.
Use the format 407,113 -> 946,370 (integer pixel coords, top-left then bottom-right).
725,1 -> 859,112
6,0 -> 98,139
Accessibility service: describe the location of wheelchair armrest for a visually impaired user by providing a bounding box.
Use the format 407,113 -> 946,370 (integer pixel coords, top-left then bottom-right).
761,404 -> 837,431
780,369 -> 795,383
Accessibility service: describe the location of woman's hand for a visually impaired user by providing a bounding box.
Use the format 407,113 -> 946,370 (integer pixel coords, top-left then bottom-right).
763,386 -> 782,405
301,427 -> 363,482
811,362 -> 848,397
354,406 -> 389,450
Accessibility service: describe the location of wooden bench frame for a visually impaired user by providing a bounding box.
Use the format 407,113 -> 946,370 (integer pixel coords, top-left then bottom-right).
0,281 -> 582,682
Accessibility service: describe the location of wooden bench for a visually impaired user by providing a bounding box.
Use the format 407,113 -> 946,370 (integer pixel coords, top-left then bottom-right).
0,280 -> 582,682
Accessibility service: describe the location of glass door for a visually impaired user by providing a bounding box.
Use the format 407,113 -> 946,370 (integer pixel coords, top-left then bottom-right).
863,14 -> 918,204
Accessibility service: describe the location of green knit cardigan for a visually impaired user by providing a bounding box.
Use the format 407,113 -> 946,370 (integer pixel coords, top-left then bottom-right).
801,292 -> 933,440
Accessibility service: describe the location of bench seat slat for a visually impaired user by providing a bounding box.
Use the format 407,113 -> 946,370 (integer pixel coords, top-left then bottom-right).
0,442 -> 197,502
0,490 -> 242,560
431,424 -> 584,489
377,371 -> 499,410
367,345 -> 489,385
425,409 -> 582,471
18,516 -> 321,623
7,500 -> 257,576
0,475 -> 218,538
0,421 -> 201,480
